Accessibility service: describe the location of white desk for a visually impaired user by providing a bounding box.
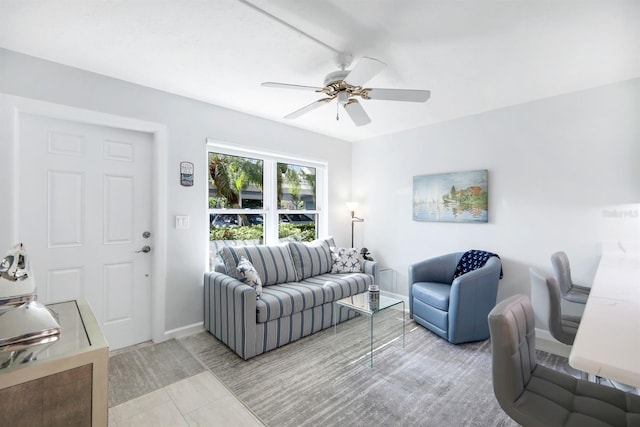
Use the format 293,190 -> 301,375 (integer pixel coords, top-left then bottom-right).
568,252 -> 640,388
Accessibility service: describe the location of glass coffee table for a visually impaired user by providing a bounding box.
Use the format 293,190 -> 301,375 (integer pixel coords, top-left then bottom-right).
334,292 -> 405,368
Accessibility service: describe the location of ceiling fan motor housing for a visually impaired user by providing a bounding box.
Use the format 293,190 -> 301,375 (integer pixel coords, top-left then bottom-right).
324,70 -> 350,86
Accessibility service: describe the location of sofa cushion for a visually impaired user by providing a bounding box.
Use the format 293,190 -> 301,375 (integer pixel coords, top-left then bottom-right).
256,272 -> 372,323
304,272 -> 371,301
288,238 -> 333,280
220,244 -> 298,286
236,256 -> 262,299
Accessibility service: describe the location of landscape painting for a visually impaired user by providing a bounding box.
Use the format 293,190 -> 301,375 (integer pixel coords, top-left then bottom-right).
413,169 -> 488,223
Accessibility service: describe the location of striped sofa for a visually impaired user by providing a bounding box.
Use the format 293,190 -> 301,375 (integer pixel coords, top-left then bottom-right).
204,237 -> 377,360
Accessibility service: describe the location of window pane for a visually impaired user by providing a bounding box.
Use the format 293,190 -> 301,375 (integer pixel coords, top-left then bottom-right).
279,213 -> 316,242
210,213 -> 264,227
209,214 -> 265,237
209,213 -> 264,269
277,162 -> 316,210
209,153 -> 263,209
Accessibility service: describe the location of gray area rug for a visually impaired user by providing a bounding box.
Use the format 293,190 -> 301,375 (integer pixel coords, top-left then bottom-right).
108,339 -> 205,407
179,310 -> 565,427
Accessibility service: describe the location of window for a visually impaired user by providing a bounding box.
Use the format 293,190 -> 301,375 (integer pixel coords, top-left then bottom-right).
207,141 -> 326,268
276,161 -> 317,242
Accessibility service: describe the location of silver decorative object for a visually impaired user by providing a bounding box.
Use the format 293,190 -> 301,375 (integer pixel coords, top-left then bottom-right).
0,243 -> 60,369
0,301 -> 60,368
0,243 -> 36,309
0,242 -> 30,282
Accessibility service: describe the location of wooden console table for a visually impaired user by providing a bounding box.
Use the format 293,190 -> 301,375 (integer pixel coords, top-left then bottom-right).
0,299 -> 109,427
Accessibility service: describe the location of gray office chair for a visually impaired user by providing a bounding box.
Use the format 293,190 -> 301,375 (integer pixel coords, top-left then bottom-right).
488,294 -> 640,427
529,268 -> 580,345
550,251 -> 591,304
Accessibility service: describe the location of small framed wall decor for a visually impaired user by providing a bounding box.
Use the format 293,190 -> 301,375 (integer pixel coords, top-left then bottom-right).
180,161 -> 194,187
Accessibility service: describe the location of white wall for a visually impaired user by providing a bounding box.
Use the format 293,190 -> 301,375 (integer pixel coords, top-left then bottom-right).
0,48 -> 354,335
352,78 -> 640,302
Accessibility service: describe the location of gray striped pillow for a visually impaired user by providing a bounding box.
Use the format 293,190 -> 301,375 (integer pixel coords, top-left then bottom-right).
209,238 -> 261,269
288,238 -> 333,280
221,244 -> 298,286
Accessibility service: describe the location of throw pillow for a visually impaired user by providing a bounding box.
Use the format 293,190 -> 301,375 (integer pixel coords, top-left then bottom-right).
288,238 -> 333,280
220,244 -> 298,285
236,256 -> 262,299
330,247 -> 361,274
209,238 -> 260,270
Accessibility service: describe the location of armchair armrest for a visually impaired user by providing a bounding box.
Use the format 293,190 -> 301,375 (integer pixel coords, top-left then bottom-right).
204,271 -> 257,360
447,257 -> 502,343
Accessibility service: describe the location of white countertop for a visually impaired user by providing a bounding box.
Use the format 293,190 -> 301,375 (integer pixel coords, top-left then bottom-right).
568,249 -> 640,388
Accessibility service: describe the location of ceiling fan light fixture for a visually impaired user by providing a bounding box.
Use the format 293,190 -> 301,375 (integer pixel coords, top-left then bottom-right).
337,91 -> 349,105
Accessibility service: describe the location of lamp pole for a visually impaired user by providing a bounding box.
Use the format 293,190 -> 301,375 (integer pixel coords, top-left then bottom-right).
351,212 -> 355,248
350,209 -> 364,248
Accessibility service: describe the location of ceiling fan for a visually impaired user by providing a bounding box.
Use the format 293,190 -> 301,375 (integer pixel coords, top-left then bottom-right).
261,55 -> 431,127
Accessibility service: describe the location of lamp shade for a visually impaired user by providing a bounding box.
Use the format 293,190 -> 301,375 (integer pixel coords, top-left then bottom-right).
346,202 -> 358,212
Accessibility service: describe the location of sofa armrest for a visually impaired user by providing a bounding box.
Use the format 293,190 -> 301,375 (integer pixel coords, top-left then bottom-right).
204,271 -> 257,360
448,257 -> 502,343
360,260 -> 378,285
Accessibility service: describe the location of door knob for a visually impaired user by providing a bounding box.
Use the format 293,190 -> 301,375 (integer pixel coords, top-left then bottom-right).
142,231 -> 151,238
136,245 -> 151,253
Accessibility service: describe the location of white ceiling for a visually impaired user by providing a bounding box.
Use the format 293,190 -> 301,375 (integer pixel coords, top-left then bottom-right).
2,0 -> 640,142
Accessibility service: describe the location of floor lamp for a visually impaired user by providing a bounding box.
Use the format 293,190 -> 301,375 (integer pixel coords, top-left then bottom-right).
346,202 -> 364,248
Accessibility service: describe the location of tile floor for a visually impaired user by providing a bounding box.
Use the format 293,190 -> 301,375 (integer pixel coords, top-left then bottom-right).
108,371 -> 265,427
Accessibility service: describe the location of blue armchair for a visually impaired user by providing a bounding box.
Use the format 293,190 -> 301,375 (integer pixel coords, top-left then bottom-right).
409,252 -> 502,344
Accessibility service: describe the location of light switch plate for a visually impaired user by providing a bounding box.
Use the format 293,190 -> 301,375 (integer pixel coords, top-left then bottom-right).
175,215 -> 190,229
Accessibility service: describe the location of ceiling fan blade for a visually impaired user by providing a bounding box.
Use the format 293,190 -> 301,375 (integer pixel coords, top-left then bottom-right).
344,57 -> 386,86
284,98 -> 332,119
366,88 -> 431,102
343,100 -> 371,127
262,82 -> 322,91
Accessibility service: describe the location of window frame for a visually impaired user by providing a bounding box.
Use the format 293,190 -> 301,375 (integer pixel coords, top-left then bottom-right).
206,139 -> 328,245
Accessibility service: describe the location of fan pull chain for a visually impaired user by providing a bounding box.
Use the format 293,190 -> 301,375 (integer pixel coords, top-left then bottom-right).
336,101 -> 339,121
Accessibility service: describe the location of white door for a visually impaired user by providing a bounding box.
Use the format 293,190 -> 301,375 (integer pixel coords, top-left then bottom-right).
18,113 -> 153,350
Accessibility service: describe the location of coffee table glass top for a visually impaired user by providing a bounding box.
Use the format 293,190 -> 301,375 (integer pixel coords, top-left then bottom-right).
335,293 -> 403,315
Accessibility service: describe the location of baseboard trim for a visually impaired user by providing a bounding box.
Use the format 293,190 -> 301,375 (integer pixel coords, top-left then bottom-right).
162,322 -> 205,342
